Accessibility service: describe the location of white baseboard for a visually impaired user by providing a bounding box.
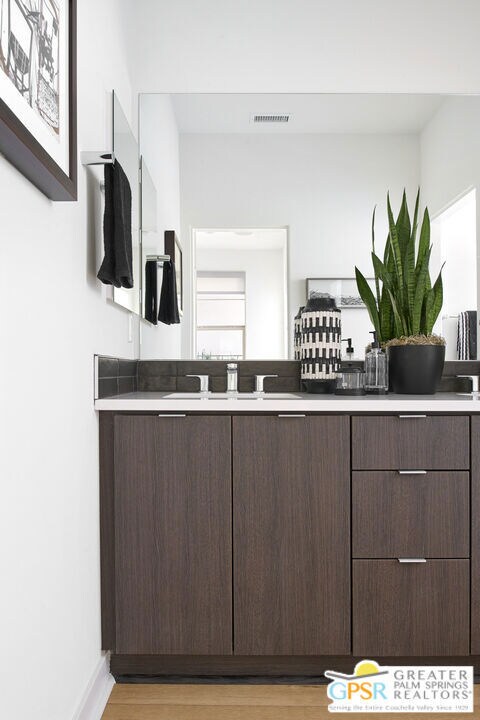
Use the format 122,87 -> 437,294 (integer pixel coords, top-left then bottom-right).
73,653 -> 115,720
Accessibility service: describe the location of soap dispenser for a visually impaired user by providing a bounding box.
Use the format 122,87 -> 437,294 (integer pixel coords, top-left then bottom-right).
364,331 -> 389,394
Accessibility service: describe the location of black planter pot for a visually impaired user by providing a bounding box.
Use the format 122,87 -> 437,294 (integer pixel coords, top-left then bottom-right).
388,344 -> 445,395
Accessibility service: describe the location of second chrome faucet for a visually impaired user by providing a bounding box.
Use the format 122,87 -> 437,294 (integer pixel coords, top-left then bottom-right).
226,363 -> 238,393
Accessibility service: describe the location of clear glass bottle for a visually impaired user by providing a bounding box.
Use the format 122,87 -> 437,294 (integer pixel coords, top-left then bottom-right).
364,331 -> 388,394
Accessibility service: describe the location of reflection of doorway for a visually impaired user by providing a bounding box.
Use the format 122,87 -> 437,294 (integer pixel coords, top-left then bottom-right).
193,228 -> 288,360
432,188 -> 477,360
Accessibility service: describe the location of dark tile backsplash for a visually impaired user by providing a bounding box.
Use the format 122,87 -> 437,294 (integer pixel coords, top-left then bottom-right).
97,356 -> 480,398
97,356 -> 138,398
137,360 -> 303,393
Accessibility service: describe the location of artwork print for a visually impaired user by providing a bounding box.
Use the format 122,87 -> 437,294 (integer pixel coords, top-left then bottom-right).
0,0 -> 60,136
306,277 -> 375,309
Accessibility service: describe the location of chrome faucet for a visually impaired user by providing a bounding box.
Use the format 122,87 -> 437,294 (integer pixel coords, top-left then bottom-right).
186,374 -> 210,393
226,363 -> 238,393
457,374 -> 480,396
254,374 -> 278,394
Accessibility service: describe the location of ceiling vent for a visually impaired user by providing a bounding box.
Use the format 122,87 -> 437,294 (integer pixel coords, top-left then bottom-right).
252,114 -> 290,123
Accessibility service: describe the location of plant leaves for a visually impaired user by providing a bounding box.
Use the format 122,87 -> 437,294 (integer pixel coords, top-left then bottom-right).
387,288 -> 406,337
412,245 -> 432,335
416,207 -> 430,277
379,286 -> 394,342
371,207 -> 381,307
425,266 -> 444,333
411,188 -> 420,246
355,267 -> 381,340
387,194 -> 404,308
396,189 -> 411,259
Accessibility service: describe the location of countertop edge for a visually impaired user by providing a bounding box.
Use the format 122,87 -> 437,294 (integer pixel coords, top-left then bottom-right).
94,393 -> 480,413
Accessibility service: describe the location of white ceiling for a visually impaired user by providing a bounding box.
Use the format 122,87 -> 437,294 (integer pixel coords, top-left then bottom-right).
170,93 -> 445,135
196,228 -> 287,251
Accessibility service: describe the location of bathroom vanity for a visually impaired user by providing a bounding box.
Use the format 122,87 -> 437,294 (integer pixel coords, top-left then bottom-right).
96,384 -> 480,678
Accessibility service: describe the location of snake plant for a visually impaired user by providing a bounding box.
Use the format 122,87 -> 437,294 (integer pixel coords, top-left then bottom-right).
355,190 -> 444,345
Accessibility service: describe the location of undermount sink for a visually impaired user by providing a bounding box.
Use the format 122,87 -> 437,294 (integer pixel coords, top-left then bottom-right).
163,392 -> 302,400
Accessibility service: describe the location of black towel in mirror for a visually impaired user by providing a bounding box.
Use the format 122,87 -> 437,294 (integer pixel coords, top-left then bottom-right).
457,310 -> 477,360
97,160 -> 133,289
144,260 -> 158,325
158,260 -> 180,325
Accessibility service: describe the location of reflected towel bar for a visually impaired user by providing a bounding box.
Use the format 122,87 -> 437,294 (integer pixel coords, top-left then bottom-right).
146,254 -> 171,265
81,151 -> 115,166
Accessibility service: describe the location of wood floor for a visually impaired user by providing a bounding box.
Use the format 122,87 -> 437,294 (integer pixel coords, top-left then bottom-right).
102,683 -> 480,719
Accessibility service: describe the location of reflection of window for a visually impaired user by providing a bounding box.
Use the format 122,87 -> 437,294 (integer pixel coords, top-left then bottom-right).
196,272 -> 246,360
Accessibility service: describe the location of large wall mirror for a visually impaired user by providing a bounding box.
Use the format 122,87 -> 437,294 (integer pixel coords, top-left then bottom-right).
138,93 -> 480,362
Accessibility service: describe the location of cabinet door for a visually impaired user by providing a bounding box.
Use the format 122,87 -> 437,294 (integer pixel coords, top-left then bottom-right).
114,415 -> 232,654
353,560 -> 470,656
233,415 -> 350,655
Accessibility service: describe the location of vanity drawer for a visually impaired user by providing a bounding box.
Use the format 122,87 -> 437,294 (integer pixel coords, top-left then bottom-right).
352,415 -> 469,470
353,559 -> 470,656
352,471 -> 469,558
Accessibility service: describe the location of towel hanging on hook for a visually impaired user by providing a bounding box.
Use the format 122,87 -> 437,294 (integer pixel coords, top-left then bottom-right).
158,260 -> 180,325
97,160 -> 133,289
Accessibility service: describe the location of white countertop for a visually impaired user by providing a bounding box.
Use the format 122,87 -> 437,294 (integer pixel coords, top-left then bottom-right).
94,391 -> 480,413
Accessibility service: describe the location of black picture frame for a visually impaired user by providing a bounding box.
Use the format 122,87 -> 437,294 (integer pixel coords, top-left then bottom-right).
165,230 -> 183,315
0,0 -> 77,201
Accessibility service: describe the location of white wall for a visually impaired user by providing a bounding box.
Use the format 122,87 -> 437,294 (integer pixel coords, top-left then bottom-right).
0,2 -> 136,719
196,245 -> 287,358
119,0 -> 480,94
139,94 -> 182,358
180,133 -> 420,356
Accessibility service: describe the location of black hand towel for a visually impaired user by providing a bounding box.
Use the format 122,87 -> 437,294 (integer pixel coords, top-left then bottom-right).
144,259 -> 158,325
457,310 -> 477,360
158,260 -> 180,325
97,160 -> 133,289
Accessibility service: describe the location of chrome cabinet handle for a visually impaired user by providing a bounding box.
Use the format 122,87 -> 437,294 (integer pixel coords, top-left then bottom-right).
398,558 -> 427,563
397,470 -> 427,475
398,414 -> 427,419
278,414 -> 306,418
158,414 -> 186,418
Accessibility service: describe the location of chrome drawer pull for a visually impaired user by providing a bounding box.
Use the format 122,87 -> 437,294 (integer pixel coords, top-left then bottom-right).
278,414 -> 306,418
398,414 -> 427,419
158,414 -> 186,418
398,558 -> 427,563
398,470 -> 427,475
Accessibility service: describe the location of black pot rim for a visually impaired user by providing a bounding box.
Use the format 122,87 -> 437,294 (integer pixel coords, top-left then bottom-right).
387,343 -> 446,351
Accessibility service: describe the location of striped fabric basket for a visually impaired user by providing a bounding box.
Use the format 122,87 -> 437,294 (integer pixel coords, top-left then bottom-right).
300,293 -> 341,392
294,306 -> 304,360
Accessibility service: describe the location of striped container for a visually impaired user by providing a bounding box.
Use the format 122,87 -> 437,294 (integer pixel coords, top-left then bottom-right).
301,293 -> 341,393
294,306 -> 305,360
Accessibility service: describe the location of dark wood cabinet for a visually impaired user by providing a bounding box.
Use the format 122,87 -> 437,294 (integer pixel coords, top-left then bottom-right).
352,471 -> 469,558
471,416 -> 480,653
352,415 -> 469,470
113,414 -> 232,654
232,415 -> 350,655
353,559 -> 470,656
99,409 -> 474,675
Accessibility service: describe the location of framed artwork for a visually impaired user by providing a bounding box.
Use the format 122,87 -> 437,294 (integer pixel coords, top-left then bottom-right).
0,0 -> 77,200
306,277 -> 375,309
165,230 -> 183,315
